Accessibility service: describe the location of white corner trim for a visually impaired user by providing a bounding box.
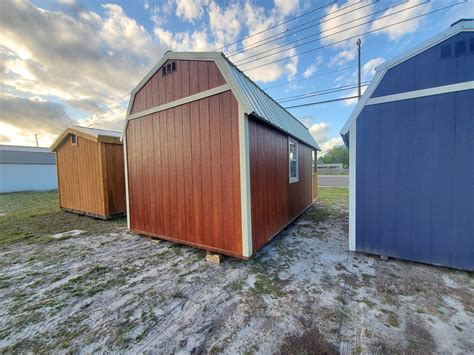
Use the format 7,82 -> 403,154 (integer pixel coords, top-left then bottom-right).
123,131 -> 131,229
366,81 -> 474,105
239,106 -> 253,258
128,84 -> 231,121
348,121 -> 356,252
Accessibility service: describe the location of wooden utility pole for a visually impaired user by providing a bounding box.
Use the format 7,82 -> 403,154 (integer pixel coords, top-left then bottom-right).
35,134 -> 39,147
357,38 -> 362,100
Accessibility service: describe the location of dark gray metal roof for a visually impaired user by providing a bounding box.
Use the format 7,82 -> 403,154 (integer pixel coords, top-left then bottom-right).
0,145 -> 56,165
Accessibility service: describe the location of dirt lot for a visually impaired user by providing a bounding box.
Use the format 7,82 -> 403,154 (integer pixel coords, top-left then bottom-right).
0,189 -> 473,353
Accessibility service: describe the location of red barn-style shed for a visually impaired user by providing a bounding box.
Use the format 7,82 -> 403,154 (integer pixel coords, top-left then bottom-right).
124,52 -> 320,258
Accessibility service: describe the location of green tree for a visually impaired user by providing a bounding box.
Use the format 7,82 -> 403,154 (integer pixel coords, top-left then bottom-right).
318,145 -> 349,167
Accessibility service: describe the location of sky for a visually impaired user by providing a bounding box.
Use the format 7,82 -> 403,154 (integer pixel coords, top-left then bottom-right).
0,0 -> 472,155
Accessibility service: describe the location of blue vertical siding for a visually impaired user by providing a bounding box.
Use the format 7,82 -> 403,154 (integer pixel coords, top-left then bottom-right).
355,90 -> 474,271
372,33 -> 474,98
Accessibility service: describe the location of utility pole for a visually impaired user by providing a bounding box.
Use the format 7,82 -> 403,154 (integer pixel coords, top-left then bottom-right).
357,38 -> 362,100
35,134 -> 39,147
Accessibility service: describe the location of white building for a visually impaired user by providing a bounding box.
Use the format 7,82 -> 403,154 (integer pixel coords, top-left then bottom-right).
0,145 -> 57,193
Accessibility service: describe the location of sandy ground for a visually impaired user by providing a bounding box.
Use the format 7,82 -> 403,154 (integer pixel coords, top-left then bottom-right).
0,201 -> 473,353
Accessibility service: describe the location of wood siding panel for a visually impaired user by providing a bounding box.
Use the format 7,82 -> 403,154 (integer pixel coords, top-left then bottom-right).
126,90 -> 242,257
249,117 -> 313,253
131,60 -> 224,114
104,143 -> 126,216
56,136 -> 125,218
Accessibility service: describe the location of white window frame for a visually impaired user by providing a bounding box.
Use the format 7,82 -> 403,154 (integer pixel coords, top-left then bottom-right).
288,137 -> 299,183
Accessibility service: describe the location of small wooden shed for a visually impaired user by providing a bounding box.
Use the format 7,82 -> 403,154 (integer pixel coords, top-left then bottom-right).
51,126 -> 126,219
123,52 -> 320,258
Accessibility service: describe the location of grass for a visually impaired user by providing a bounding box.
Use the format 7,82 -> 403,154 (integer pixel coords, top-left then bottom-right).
317,187 -> 348,206
0,191 -> 126,247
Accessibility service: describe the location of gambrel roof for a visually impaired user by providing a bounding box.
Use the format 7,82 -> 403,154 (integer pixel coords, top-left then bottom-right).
125,52 -> 320,150
340,19 -> 474,144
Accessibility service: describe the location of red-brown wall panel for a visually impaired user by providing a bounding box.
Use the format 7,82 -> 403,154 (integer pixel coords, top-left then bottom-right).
131,60 -> 225,114
248,117 -> 313,253
126,91 -> 242,257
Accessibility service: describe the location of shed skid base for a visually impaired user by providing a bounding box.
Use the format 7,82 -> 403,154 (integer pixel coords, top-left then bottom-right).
205,252 -> 222,264
131,228 -> 246,259
62,208 -> 125,220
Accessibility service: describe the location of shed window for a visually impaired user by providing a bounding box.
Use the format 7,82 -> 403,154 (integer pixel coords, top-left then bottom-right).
71,134 -> 77,146
289,138 -> 299,183
162,61 -> 177,77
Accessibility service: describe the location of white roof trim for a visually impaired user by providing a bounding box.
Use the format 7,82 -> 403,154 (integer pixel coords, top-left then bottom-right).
340,20 -> 474,136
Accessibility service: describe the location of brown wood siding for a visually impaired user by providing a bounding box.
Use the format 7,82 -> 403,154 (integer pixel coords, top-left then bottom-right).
131,60 -> 225,114
103,143 -> 126,216
56,136 -> 106,217
126,90 -> 242,257
249,117 -> 313,253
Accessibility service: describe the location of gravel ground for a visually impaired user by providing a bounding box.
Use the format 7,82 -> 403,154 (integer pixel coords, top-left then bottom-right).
0,198 -> 473,353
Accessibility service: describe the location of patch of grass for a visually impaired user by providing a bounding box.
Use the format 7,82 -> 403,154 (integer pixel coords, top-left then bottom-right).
0,191 -> 126,247
317,187 -> 348,206
229,280 -> 245,292
251,274 -> 284,298
381,309 -> 400,327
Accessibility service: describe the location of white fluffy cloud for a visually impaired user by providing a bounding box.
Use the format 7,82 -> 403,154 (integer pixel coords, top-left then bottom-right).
303,121 -> 344,156
320,0 -> 375,47
0,1 -> 165,145
274,0 -> 299,16
175,0 -> 210,22
362,57 -> 385,79
330,49 -> 356,67
371,0 -> 431,41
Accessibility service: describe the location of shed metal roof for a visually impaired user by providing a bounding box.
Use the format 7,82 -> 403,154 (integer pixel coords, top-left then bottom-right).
50,125 -> 122,151
125,52 -> 319,150
0,145 -> 56,165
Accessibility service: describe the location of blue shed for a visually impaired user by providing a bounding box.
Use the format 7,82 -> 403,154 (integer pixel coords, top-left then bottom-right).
340,19 -> 474,271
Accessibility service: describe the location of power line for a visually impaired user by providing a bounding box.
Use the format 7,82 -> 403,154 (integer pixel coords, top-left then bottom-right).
284,95 -> 360,109
72,95 -> 129,125
225,0 -> 371,57
243,1 -> 465,72
236,0 -> 426,66
213,1 -> 336,52
276,82 -> 370,103
263,65 -> 356,90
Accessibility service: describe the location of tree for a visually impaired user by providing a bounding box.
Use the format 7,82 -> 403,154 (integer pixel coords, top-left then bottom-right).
318,145 -> 349,167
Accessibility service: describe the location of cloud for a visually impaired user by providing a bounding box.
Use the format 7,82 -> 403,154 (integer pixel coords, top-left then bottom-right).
0,1 -> 162,105
371,0 -> 431,41
303,55 -> 323,78
0,134 -> 11,143
320,0 -> 375,47
362,57 -> 385,79
0,94 -> 73,136
208,1 -> 242,48
318,136 -> 344,156
305,121 -> 344,156
344,86 -> 367,106
274,0 -> 299,16
330,49 -> 356,67
175,0 -> 210,22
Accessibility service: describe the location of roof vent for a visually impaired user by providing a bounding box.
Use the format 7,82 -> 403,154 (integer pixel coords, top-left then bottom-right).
450,18 -> 474,27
